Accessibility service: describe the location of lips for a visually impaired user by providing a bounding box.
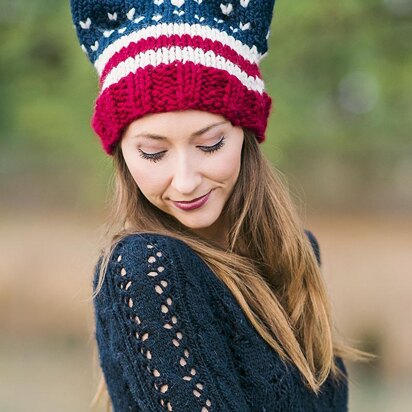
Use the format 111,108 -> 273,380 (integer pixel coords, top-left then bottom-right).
172,190 -> 212,211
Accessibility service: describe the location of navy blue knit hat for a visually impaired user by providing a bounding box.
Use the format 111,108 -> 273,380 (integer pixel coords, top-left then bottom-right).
70,0 -> 276,154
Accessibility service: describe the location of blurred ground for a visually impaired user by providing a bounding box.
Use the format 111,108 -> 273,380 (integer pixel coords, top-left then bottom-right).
0,210 -> 411,411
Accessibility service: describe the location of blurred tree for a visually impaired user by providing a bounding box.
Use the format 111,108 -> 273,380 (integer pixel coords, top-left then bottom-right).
0,0 -> 411,212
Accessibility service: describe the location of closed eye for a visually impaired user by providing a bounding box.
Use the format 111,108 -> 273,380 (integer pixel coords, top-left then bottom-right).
197,136 -> 225,153
138,136 -> 226,163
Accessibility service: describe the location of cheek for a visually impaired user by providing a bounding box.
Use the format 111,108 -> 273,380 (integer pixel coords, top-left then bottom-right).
125,159 -> 168,198
207,147 -> 242,182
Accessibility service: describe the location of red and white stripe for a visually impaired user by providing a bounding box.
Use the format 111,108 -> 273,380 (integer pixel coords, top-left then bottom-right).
95,23 -> 266,95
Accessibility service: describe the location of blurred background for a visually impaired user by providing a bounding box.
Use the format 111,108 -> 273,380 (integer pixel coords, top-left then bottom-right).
0,0 -> 411,411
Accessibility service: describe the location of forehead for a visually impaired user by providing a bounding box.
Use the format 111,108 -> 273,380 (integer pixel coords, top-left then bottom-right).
124,110 -> 231,140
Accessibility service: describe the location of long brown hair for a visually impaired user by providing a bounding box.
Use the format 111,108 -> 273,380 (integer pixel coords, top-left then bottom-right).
90,128 -> 372,411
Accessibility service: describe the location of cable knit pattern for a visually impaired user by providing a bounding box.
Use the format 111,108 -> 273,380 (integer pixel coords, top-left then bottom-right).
93,230 -> 348,411
69,0 -> 276,155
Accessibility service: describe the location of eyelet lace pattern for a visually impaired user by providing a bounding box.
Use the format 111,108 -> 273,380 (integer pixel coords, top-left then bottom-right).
114,241 -> 212,411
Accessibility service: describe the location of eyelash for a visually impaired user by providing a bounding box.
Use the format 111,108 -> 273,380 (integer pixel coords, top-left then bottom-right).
138,136 -> 226,163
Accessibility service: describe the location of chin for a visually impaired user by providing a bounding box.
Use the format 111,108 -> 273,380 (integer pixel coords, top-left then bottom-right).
178,218 -> 218,230
174,212 -> 220,230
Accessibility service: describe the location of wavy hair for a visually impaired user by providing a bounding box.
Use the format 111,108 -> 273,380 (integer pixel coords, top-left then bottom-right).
90,128 -> 371,411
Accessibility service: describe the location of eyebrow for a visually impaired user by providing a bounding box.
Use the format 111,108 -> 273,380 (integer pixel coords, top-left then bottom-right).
134,120 -> 229,140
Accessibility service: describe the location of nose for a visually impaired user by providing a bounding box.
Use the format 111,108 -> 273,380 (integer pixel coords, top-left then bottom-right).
170,151 -> 202,197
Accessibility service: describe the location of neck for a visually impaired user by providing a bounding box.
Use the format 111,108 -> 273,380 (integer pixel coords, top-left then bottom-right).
192,215 -> 228,249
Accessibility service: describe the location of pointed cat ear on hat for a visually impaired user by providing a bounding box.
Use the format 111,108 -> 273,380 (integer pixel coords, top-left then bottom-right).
70,0 -> 277,155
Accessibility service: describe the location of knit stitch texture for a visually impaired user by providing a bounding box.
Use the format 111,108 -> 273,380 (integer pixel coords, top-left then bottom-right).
93,229 -> 348,411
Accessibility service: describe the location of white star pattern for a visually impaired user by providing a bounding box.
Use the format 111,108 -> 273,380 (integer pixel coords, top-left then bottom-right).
79,18 -> 91,29
127,8 -> 136,20
171,0 -> 185,7
79,0 -> 259,56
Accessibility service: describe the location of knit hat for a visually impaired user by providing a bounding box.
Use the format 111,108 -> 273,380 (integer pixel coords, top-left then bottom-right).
70,0 -> 276,155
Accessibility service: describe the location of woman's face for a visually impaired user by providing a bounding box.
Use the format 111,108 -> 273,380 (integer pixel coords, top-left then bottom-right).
121,110 -> 244,241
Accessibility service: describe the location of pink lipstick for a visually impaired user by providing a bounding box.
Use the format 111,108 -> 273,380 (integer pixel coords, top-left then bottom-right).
172,190 -> 212,211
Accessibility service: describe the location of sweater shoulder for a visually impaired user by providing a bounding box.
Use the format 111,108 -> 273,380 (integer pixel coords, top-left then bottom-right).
93,232 -> 222,318
94,232 -> 208,288
110,232 -> 213,287
111,232 -> 205,270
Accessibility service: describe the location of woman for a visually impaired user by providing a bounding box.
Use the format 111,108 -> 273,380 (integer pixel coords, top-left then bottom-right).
70,0 -> 368,410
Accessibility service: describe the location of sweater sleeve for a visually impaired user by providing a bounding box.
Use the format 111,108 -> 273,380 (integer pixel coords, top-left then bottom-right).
304,229 -> 322,266
93,233 -> 251,412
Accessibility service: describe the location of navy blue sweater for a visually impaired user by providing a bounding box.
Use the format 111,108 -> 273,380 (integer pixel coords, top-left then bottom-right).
93,231 -> 348,411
